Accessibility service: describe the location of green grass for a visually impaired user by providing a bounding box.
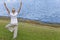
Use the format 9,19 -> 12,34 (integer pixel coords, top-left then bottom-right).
0,19 -> 60,40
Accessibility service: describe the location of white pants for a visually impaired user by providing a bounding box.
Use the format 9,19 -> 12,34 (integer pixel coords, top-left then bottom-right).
5,23 -> 18,39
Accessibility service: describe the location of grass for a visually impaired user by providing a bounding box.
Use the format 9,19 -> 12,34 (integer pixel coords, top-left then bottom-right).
0,19 -> 60,40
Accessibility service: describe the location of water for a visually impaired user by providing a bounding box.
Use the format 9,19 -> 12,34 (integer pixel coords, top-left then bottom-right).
0,0 -> 60,23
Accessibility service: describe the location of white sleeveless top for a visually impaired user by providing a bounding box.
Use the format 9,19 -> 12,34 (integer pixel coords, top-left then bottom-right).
10,12 -> 18,24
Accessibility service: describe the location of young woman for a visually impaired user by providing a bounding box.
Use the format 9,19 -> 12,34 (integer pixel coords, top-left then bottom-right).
4,1 -> 22,39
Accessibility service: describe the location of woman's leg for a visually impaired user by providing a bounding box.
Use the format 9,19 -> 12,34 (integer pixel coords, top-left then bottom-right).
5,23 -> 14,32
5,23 -> 11,28
13,25 -> 18,39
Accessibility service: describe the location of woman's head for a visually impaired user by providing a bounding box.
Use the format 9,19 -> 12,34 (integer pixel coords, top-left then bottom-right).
12,8 -> 15,13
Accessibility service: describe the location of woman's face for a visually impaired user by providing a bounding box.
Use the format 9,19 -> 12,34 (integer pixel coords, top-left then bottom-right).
12,8 -> 15,13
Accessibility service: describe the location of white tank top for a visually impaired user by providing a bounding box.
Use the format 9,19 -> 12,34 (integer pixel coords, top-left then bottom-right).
10,12 -> 18,24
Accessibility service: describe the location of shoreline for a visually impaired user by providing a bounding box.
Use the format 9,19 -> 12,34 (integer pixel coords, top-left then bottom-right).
0,16 -> 60,28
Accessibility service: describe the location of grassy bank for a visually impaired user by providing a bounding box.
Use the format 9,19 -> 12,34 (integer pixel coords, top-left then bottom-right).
0,19 -> 60,40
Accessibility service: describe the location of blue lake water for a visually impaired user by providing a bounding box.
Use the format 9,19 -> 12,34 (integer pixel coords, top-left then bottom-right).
0,0 -> 60,23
